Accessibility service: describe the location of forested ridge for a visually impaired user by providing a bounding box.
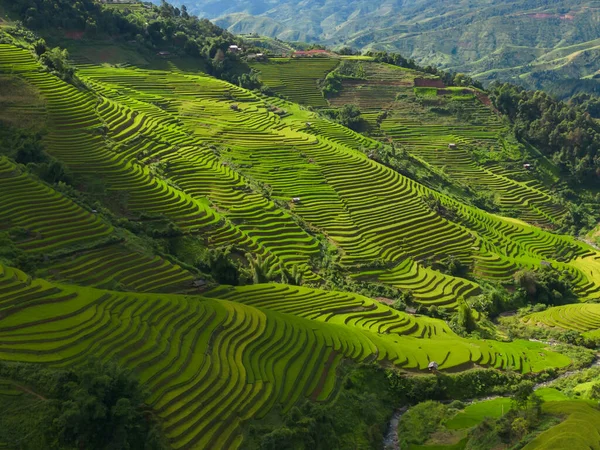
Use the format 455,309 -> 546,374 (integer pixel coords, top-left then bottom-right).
491,84 -> 600,185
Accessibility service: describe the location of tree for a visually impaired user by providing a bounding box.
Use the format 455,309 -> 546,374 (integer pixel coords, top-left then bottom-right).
457,302 -> 476,333
510,417 -> 528,439
39,47 -> 75,81
511,381 -> 535,410
46,359 -> 167,450
206,247 -> 240,285
590,383 -> 600,400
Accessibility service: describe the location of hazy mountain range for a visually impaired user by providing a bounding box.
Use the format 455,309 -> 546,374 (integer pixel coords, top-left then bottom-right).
155,0 -> 600,94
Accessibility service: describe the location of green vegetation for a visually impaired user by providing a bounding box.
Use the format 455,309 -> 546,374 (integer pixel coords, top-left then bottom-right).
241,364 -> 394,450
2,0 -> 251,84
194,0 -> 600,93
1,3 -> 600,448
0,360 -> 167,449
250,57 -> 338,105
491,83 -> 600,188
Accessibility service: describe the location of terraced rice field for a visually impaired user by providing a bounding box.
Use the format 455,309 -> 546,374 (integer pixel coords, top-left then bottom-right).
524,302 -> 600,335
380,105 -> 565,228
250,57 -> 338,106
1,38 -> 599,450
329,61 -> 567,229
2,43 -> 600,307
328,61 -> 427,110
0,153 -> 195,294
522,401 -> 600,449
0,263 -> 571,449
0,157 -> 112,252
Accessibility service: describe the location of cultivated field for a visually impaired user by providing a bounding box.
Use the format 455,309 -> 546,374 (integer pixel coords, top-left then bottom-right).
0,263 -> 570,448
0,41 -> 599,449
2,44 -> 600,308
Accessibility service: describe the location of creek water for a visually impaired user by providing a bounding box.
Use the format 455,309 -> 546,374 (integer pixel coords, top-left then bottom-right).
382,352 -> 600,450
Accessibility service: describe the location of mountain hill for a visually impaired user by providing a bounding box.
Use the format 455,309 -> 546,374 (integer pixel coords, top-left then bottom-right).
1,1 -> 600,448
158,0 -> 600,94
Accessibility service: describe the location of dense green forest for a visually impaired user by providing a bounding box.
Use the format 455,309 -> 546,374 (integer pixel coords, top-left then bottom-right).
491,84 -> 600,186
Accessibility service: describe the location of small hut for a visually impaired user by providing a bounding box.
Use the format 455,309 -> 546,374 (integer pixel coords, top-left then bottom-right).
448,143 -> 457,149
523,163 -> 532,170
230,104 -> 239,111
428,361 -> 439,372
292,197 -> 301,204
192,279 -> 207,289
228,45 -> 240,53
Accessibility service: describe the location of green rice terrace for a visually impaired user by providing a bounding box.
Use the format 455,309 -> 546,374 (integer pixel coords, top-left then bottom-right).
1,6 -> 600,447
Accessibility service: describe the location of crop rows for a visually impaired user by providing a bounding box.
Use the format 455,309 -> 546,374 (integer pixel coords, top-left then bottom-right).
2,43 -> 600,306
0,46 -> 319,281
0,157 -> 112,252
73,58 -> 600,305
328,61 -> 424,110
524,303 -> 600,333
0,263 -> 571,448
381,111 -> 565,228
250,58 -> 339,106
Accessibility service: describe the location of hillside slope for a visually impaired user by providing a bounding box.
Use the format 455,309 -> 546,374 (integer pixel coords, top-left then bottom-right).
157,0 -> 600,91
1,7 -> 600,448
2,41 -> 600,306
0,262 -> 570,448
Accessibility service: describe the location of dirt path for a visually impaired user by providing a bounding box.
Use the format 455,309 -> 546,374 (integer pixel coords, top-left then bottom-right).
14,383 -> 47,401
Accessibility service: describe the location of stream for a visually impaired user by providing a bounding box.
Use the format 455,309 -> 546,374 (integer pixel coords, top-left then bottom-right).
383,407 -> 407,450
382,353 -> 600,450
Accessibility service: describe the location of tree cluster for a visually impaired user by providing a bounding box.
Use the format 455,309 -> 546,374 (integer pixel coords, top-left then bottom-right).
320,104 -> 366,131
490,83 -> 600,185
0,360 -> 167,450
6,0 -> 250,84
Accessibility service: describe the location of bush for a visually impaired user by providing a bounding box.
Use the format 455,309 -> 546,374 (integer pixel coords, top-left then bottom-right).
398,401 -> 449,447
0,360 -> 168,450
39,47 -> 75,82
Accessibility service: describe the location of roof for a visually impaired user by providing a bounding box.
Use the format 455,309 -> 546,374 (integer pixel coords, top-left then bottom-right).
428,361 -> 439,368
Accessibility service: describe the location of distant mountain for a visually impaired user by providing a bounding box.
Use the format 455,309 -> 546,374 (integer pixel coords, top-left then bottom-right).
155,0 -> 600,93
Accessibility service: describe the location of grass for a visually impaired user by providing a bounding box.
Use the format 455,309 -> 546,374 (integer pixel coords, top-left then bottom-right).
0,75 -> 45,129
445,389 -> 569,431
